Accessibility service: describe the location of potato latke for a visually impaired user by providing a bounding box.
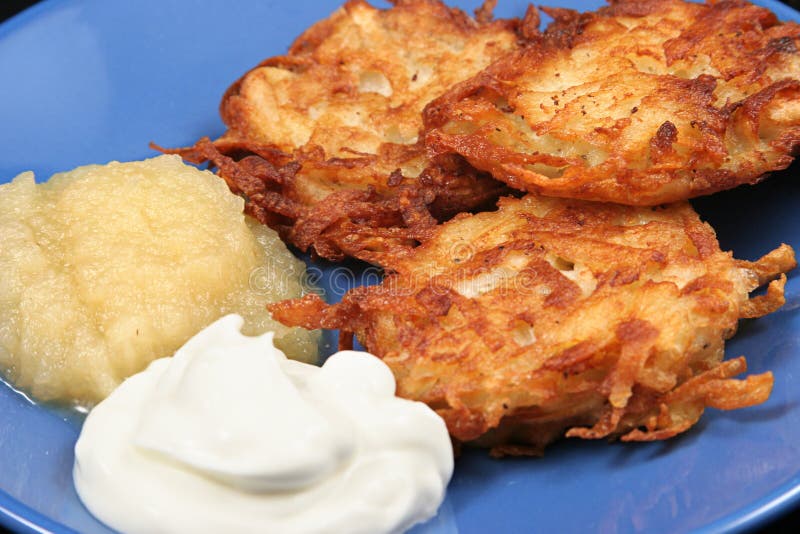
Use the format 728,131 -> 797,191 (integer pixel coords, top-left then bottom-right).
171,0 -> 533,260
424,0 -> 800,205
271,195 -> 795,454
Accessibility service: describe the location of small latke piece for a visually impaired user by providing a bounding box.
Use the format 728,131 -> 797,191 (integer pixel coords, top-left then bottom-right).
270,195 -> 796,455
424,0 -> 800,205
171,0 -> 530,261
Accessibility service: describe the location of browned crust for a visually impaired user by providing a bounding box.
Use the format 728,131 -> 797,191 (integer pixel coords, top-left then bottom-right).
155,138 -> 441,262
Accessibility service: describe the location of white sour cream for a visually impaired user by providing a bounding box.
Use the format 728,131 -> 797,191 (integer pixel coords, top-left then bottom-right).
73,314 -> 453,534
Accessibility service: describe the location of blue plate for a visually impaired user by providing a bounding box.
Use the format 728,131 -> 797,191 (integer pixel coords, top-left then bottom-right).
1,1 -> 799,532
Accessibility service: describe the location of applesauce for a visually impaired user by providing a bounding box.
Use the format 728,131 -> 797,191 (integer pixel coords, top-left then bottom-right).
0,155 -> 318,405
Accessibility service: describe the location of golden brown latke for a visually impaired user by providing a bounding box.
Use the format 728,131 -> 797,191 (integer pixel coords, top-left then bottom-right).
167,0 -> 535,261
424,0 -> 800,206
270,195 -> 796,455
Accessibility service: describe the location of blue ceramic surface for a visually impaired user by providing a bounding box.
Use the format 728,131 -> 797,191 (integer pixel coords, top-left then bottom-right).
1,1 -> 799,532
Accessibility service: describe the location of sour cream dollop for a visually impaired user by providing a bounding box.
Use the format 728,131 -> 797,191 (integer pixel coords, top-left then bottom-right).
73,314 -> 453,534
